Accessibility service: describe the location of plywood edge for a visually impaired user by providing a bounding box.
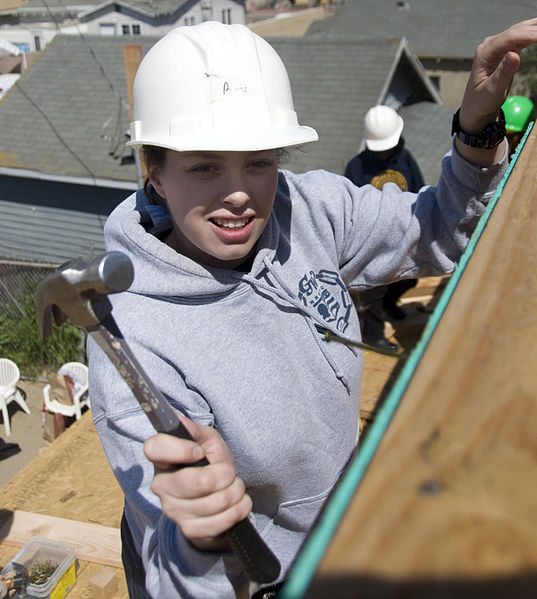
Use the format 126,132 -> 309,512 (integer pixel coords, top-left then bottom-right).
0,510 -> 122,567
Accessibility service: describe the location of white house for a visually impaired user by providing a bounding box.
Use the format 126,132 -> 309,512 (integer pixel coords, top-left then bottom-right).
0,0 -> 245,53
79,0 -> 246,38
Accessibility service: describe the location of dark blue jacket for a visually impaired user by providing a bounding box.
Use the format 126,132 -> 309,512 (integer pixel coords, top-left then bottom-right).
344,139 -> 425,193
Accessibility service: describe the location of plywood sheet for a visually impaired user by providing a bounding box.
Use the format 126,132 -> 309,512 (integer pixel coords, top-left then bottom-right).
302,130 -> 537,598
0,412 -> 123,528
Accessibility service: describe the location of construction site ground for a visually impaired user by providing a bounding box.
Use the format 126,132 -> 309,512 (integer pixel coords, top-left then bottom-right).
0,276 -> 445,597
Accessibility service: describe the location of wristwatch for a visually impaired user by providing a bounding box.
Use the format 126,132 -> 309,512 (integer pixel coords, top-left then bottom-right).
451,108 -> 506,149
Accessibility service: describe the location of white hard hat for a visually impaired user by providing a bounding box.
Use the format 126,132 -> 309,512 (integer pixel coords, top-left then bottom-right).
364,105 -> 404,152
128,22 -> 318,152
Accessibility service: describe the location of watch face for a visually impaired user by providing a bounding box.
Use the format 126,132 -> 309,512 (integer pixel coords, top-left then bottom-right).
486,129 -> 506,148
452,108 -> 506,149
479,119 -> 506,148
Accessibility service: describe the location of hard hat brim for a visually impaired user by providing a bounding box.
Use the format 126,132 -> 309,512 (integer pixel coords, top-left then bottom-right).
365,123 -> 403,152
127,125 -> 319,152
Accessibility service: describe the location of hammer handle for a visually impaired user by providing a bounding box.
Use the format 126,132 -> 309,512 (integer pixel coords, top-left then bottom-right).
164,424 -> 282,582
164,421 -> 284,582
90,318 -> 281,583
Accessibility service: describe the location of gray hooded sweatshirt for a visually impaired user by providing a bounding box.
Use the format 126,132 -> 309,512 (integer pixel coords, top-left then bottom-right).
89,144 -> 506,598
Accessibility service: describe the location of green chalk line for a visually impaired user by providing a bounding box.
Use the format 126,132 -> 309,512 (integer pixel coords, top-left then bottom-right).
279,124 -> 533,599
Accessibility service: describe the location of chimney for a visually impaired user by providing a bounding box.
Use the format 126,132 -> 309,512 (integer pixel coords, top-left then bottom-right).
123,44 -> 145,185
123,43 -> 142,120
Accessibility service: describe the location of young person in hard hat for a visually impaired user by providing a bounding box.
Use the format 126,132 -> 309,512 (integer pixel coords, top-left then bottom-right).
344,105 -> 424,351
87,19 -> 537,599
502,94 -> 535,157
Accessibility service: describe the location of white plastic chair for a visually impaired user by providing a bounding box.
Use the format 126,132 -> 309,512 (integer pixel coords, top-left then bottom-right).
43,361 -> 90,421
0,358 -> 31,437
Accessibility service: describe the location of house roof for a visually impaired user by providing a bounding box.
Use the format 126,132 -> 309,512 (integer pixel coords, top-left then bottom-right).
10,0 -> 243,18
399,101 -> 453,185
0,33 -> 444,185
268,35 -> 443,178
2,0 -> 93,18
307,0 -> 537,59
0,34 -> 151,185
78,0 -> 200,20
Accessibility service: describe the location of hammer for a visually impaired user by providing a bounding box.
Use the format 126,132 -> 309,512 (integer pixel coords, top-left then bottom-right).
35,251 -> 281,584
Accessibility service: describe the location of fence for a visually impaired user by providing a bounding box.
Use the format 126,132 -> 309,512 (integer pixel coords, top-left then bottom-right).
0,258 -> 86,378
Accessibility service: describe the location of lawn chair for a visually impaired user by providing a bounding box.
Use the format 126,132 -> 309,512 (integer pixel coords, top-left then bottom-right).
0,358 -> 31,437
42,361 -> 89,421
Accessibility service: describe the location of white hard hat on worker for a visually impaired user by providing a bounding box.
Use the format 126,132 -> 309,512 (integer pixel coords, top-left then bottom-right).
364,105 -> 404,152
128,21 -> 318,152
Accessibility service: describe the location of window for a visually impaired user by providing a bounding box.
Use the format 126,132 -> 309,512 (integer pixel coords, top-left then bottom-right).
184,16 -> 195,25
429,75 -> 441,91
201,5 -> 213,21
32,33 -> 42,52
121,23 -> 142,35
222,8 -> 231,23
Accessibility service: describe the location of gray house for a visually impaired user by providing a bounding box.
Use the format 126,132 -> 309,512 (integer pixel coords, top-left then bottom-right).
0,31 -> 449,266
307,0 -> 537,107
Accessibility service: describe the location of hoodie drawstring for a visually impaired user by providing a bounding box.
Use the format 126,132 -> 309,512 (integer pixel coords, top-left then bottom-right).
239,256 -> 352,393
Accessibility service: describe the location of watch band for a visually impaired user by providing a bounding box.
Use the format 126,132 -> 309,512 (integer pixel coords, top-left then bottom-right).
451,108 -> 506,149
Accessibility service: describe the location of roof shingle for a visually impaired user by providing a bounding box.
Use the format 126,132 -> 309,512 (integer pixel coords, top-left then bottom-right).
307,0 -> 537,59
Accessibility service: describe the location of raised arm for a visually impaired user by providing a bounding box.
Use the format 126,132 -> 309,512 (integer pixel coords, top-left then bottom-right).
456,18 -> 537,166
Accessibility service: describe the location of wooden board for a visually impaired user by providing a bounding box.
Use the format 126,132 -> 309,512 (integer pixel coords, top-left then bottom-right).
0,412 -> 124,528
299,129 -> 537,598
0,510 -> 121,567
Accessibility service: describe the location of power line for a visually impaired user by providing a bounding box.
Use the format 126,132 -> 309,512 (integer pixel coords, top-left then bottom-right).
44,0 -> 126,103
5,0 -> 136,178
15,81 -> 98,181
39,0 -> 129,154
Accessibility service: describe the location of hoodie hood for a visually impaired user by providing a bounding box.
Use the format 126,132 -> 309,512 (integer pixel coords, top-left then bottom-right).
104,186 -> 280,299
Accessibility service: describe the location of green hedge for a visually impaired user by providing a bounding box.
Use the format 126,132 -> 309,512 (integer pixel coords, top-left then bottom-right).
0,285 -> 85,377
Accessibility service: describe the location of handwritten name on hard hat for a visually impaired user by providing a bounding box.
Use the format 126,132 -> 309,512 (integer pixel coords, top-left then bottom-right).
204,72 -> 255,102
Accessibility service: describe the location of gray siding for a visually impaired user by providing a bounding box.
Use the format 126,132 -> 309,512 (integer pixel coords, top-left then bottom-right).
0,176 -> 128,263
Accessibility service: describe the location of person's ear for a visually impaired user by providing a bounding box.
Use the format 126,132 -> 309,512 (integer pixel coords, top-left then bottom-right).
147,162 -> 166,199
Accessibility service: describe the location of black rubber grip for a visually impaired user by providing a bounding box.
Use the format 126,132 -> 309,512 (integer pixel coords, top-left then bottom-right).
226,517 -> 282,583
166,424 -> 281,583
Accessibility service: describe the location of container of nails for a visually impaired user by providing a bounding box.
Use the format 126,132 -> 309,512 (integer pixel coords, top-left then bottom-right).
1,536 -> 77,598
